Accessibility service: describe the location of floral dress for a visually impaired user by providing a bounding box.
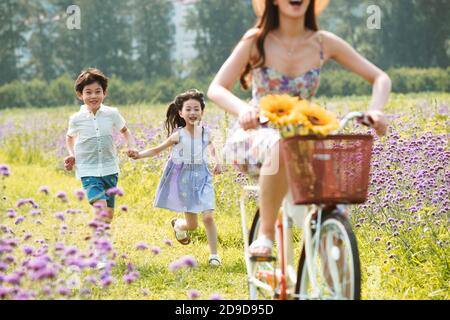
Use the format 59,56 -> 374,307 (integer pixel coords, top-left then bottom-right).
223,36 -> 324,176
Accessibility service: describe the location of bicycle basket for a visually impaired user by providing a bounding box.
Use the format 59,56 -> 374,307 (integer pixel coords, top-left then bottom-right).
280,134 -> 373,205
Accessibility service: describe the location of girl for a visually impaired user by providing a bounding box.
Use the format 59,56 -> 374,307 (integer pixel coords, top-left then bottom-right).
207,0 -> 391,257
130,89 -> 222,266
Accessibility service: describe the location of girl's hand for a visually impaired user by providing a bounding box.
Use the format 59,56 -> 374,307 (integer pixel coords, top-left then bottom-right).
366,110 -> 388,136
238,107 -> 259,131
64,156 -> 75,171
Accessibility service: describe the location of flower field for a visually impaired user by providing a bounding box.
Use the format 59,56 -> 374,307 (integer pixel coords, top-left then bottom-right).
0,92 -> 448,300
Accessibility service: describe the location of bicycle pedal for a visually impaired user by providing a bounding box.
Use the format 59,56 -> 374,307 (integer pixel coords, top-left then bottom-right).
250,255 -> 276,262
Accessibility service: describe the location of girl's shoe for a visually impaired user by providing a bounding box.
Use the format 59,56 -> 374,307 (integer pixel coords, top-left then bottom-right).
249,235 -> 274,259
171,218 -> 190,245
208,254 -> 221,267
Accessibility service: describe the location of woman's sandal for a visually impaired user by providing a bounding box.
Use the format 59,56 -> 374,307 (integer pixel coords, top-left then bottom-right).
171,218 -> 190,245
249,235 -> 276,262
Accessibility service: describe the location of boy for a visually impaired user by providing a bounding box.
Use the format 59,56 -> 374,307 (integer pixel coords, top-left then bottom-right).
64,68 -> 136,223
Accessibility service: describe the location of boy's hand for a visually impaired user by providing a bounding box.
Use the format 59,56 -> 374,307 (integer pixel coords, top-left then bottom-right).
127,149 -> 139,159
127,150 -> 140,160
64,156 -> 75,171
213,164 -> 223,175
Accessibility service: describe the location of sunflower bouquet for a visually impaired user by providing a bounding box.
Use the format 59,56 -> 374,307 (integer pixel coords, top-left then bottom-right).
259,94 -> 339,138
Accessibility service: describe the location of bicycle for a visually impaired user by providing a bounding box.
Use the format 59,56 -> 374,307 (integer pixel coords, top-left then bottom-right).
239,112 -> 374,300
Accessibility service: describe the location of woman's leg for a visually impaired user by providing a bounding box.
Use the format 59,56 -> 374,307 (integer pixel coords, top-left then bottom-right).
202,210 -> 218,255
251,142 -> 288,256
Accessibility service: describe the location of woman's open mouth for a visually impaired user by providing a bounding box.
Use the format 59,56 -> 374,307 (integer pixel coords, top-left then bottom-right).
289,0 -> 303,6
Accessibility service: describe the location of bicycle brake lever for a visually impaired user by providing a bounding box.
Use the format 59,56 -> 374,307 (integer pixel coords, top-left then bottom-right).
259,114 -> 270,125
357,114 -> 374,127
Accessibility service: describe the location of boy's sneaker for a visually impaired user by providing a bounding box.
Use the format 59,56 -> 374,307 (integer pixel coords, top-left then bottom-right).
208,254 -> 221,267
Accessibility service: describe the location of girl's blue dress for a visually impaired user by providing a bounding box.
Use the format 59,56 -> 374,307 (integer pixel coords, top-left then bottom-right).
154,126 -> 215,213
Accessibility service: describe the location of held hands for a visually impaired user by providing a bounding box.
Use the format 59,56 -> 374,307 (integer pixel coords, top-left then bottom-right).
64,156 -> 75,171
366,110 -> 388,136
127,149 -> 140,160
238,107 -> 260,131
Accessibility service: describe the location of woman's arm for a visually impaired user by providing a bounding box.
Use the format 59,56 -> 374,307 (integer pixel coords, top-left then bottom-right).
323,31 -> 391,135
208,28 -> 261,130
133,132 -> 179,159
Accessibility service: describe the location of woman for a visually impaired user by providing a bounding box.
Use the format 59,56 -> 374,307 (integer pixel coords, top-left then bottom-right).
207,0 -> 391,257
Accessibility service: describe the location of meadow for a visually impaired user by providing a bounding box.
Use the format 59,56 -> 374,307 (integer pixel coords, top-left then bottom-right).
0,92 -> 448,300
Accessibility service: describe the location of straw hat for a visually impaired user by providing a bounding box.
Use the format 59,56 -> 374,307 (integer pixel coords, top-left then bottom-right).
252,0 -> 329,17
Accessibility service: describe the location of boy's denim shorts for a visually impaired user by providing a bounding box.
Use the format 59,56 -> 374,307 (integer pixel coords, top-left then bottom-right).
81,173 -> 119,208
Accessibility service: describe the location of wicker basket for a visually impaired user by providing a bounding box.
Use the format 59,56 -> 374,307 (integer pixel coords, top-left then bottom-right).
280,134 -> 373,205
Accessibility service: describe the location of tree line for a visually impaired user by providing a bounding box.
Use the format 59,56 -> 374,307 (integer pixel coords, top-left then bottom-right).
0,0 -> 448,86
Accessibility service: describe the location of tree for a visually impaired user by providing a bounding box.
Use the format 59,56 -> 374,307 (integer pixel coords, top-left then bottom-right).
186,0 -> 255,77
26,2 -> 60,81
0,0 -> 29,84
133,0 -> 175,80
52,0 -> 134,79
321,0 -> 450,69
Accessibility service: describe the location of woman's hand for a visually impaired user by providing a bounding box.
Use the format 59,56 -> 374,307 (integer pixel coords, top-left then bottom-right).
238,107 -> 260,130
366,110 -> 388,136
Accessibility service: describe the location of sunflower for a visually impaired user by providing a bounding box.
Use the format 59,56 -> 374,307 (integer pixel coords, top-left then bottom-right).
296,101 -> 339,135
260,94 -> 299,126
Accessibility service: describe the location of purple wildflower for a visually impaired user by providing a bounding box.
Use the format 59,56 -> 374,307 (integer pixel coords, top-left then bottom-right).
106,187 -> 124,197
135,242 -> 148,250
74,189 -> 85,201
15,216 -> 24,225
210,293 -> 223,300
181,255 -> 198,268
4,273 -> 21,285
55,212 -> 65,221
64,246 -> 78,256
123,271 -> 140,284
0,164 -> 10,177
188,289 -> 200,300
7,209 -> 15,219
57,287 -> 70,296
22,245 -> 34,255
38,186 -> 50,195
151,246 -> 161,255
56,191 -> 68,202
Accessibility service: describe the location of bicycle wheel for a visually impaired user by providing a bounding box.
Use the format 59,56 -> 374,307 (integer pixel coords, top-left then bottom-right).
248,209 -> 280,300
296,211 -> 361,300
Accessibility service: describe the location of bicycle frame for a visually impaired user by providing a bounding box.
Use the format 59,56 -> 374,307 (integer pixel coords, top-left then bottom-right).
241,186 -> 349,299
241,186 -> 309,299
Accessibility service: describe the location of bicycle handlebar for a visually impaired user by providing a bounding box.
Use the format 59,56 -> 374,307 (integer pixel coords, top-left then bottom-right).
338,112 -> 374,131
258,111 -> 375,131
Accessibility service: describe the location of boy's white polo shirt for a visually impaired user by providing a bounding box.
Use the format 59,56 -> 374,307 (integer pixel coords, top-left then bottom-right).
67,104 -> 126,179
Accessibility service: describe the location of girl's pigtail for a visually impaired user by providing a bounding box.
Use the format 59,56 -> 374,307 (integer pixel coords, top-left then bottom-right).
165,101 -> 186,137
